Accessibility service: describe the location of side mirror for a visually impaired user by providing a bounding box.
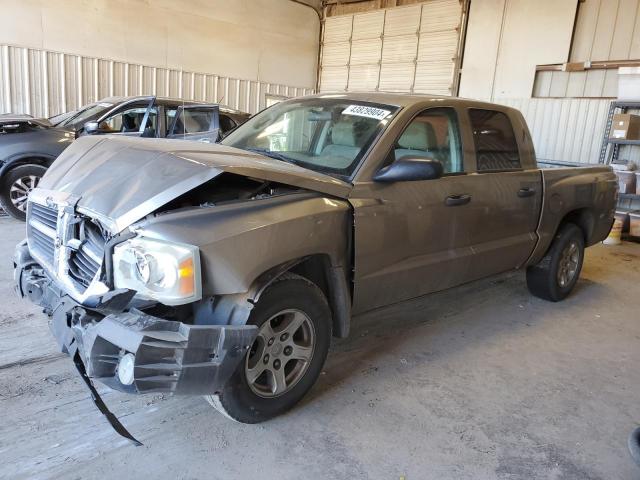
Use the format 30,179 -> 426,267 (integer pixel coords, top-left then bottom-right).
83,121 -> 100,134
373,157 -> 444,183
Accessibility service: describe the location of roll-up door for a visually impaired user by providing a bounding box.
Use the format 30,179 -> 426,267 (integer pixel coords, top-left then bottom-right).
320,0 -> 463,96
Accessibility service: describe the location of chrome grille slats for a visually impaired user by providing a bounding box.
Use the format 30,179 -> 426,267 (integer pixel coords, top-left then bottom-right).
30,203 -> 58,230
27,202 -> 57,267
29,225 -> 55,264
68,220 -> 105,287
27,197 -> 107,293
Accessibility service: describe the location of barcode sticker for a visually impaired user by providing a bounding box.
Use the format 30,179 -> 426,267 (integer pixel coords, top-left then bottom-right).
342,105 -> 391,120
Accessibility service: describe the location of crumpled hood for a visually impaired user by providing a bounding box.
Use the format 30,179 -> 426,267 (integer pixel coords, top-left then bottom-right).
38,136 -> 351,232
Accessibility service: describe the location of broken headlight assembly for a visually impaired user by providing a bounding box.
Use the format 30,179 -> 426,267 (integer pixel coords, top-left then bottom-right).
113,236 -> 202,305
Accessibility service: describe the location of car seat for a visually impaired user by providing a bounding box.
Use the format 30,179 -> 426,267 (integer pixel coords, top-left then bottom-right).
394,122 -> 437,160
321,122 -> 360,168
121,114 -> 138,133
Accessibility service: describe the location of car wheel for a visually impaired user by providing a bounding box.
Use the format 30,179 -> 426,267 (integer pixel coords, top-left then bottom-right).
0,164 -> 47,221
526,223 -> 585,302
205,273 -> 332,423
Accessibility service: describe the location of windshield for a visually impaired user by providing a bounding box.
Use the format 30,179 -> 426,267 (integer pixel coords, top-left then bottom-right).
221,98 -> 399,177
56,102 -> 114,129
48,110 -> 77,126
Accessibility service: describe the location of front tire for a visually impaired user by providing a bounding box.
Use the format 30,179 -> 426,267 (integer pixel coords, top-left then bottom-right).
526,223 -> 585,302
0,164 -> 48,221
205,273 -> 332,423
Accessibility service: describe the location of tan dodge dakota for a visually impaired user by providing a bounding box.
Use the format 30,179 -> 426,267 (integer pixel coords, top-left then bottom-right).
14,93 -> 617,443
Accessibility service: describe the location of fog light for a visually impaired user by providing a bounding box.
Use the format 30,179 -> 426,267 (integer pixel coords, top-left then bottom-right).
117,353 -> 136,385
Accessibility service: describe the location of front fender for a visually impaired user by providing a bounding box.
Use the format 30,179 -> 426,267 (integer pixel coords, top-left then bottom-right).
135,192 -> 352,296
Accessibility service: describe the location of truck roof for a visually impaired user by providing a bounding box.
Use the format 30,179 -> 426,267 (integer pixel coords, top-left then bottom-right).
303,91 -> 513,110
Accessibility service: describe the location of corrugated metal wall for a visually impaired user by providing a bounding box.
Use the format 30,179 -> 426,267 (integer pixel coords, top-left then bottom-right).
0,44 -> 314,117
531,0 -> 640,99
532,69 -> 619,98
570,0 -> 640,62
496,98 -> 612,164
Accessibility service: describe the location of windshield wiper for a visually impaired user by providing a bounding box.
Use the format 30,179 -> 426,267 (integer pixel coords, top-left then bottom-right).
245,147 -> 295,164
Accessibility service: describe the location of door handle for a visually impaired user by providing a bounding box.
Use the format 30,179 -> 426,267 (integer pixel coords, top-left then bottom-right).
517,187 -> 536,198
445,194 -> 471,206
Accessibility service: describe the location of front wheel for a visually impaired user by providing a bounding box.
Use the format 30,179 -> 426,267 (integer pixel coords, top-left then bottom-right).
205,273 -> 332,423
0,164 -> 48,221
526,223 -> 585,302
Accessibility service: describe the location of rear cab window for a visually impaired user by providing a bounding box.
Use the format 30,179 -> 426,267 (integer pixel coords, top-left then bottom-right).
468,109 -> 521,171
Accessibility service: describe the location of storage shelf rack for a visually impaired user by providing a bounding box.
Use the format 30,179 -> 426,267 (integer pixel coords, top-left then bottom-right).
599,100 -> 640,202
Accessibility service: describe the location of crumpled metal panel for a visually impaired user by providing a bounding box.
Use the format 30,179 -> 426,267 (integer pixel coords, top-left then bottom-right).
37,135 -> 352,232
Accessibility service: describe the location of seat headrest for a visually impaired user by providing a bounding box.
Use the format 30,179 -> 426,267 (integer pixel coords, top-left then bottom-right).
331,122 -> 357,147
122,114 -> 137,131
398,122 -> 436,150
184,114 -> 208,134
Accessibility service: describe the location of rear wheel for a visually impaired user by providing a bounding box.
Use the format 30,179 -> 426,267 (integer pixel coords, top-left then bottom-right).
0,164 -> 48,221
526,223 -> 585,302
205,274 -> 331,423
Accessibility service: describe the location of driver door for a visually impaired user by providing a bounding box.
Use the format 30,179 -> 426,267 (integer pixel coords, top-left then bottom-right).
96,98 -> 157,137
351,107 -> 476,313
166,105 -> 220,142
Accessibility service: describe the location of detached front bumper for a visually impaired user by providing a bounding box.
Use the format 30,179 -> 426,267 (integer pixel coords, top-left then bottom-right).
14,241 -> 258,396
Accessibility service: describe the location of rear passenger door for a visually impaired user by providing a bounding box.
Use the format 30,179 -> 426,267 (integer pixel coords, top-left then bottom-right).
166,105 -> 220,142
461,108 -> 542,279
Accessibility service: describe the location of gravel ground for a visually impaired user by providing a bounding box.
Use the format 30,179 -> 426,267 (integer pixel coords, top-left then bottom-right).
1,215 -> 639,480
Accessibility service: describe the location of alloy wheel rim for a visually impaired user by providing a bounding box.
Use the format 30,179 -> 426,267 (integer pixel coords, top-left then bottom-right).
245,309 -> 315,398
9,175 -> 40,212
557,241 -> 580,288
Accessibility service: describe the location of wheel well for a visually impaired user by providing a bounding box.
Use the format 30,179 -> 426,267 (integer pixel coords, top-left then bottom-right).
559,208 -> 595,244
289,255 -> 352,338
1,157 -> 51,178
290,256 -> 331,302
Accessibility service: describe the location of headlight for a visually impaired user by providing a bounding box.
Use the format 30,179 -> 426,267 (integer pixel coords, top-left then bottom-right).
113,236 -> 202,305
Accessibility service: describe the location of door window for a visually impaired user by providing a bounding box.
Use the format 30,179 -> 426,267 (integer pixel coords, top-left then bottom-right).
469,109 -> 521,171
171,108 -> 214,135
219,114 -> 237,134
99,104 -> 156,134
394,107 -> 463,174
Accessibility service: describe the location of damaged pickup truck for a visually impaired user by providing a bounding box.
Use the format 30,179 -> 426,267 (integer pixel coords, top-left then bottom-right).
15,93 -> 617,440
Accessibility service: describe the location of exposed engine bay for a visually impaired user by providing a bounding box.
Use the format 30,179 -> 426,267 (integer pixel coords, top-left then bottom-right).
154,173 -> 301,215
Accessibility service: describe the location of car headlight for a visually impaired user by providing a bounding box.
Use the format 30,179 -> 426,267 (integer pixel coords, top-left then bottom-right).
113,236 -> 202,305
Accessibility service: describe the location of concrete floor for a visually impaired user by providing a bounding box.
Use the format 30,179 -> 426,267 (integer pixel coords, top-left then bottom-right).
1,215 -> 639,480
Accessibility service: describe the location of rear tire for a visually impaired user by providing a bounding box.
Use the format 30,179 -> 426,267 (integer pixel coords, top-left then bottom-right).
526,223 -> 585,302
205,273 -> 332,423
0,164 -> 47,221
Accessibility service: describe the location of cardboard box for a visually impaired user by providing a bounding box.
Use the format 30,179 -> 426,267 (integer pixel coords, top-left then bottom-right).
615,170 -> 637,193
610,114 -> 640,140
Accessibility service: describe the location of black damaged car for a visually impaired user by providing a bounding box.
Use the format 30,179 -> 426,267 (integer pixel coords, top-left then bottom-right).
0,96 -> 248,220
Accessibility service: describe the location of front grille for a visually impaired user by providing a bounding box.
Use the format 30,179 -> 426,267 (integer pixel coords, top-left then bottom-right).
68,221 -> 105,287
30,225 -> 55,264
27,203 -> 57,266
27,199 -> 106,292
30,203 -> 58,230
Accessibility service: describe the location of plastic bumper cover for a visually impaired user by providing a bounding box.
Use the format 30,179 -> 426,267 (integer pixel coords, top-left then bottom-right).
14,240 -> 258,395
